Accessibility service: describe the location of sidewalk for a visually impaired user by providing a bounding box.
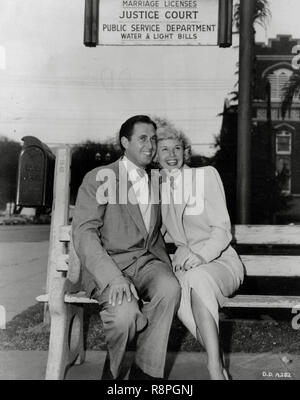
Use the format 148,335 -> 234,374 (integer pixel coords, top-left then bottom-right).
0,241 -> 48,322
0,350 -> 299,380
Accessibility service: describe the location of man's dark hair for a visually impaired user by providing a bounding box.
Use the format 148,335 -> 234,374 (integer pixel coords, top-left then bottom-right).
119,115 -> 157,153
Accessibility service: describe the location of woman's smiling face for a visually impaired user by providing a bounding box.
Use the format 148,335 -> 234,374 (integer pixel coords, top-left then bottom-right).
157,138 -> 184,172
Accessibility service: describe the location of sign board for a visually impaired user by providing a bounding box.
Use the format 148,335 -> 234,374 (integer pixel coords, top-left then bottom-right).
98,0 -> 219,46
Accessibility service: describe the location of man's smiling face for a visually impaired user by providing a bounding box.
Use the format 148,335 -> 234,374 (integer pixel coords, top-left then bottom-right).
121,122 -> 157,168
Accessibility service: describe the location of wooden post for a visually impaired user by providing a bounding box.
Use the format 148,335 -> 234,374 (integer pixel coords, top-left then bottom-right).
236,0 -> 255,223
44,146 -> 71,324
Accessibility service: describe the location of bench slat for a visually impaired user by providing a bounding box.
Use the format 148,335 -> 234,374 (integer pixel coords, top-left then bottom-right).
241,255 -> 300,277
36,292 -> 98,304
60,224 -> 300,245
65,292 -> 98,304
233,225 -> 300,245
37,292 -> 300,309
224,295 -> 300,308
54,254 -> 300,277
36,292 -> 300,309
36,294 -> 48,303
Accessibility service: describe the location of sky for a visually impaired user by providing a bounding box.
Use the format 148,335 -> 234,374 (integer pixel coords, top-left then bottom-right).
255,0 -> 300,43
0,0 -> 300,156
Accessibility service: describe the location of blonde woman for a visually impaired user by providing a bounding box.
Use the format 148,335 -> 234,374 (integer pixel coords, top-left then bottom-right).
156,124 -> 244,380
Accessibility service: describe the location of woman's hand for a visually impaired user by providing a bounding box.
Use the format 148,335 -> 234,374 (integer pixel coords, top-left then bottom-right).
183,252 -> 202,271
173,246 -> 206,272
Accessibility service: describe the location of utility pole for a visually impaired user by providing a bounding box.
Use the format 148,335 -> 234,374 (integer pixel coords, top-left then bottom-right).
236,0 -> 255,223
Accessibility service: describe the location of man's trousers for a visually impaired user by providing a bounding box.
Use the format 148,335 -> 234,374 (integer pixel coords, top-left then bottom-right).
94,259 -> 181,379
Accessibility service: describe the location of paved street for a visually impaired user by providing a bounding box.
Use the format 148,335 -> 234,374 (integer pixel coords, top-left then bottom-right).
0,225 -> 50,243
0,225 -> 49,323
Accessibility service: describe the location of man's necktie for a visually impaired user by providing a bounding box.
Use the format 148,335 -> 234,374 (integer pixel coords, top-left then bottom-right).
137,168 -> 147,178
131,168 -> 151,231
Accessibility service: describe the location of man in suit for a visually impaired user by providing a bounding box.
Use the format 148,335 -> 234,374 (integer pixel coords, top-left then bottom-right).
72,115 -> 181,380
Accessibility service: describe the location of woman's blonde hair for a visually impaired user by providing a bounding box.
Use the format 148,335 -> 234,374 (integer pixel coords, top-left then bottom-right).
153,119 -> 192,165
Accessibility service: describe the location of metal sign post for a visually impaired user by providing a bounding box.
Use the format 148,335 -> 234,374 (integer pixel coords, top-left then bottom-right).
218,0 -> 233,48
84,0 -> 99,47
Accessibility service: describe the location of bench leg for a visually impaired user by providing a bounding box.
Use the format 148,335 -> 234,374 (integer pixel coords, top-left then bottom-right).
73,306 -> 86,366
45,304 -> 85,380
68,304 -> 86,367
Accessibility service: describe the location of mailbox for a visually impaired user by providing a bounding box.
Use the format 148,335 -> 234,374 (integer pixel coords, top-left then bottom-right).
16,136 -> 55,207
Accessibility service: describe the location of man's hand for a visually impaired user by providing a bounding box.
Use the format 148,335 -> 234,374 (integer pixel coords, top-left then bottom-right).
108,276 -> 139,307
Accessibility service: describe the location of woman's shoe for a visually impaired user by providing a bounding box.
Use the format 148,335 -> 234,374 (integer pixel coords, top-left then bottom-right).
221,351 -> 231,380
223,368 -> 231,380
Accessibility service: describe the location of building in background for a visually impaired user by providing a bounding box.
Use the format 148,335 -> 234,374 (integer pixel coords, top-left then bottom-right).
253,34 -> 300,222
215,35 -> 300,224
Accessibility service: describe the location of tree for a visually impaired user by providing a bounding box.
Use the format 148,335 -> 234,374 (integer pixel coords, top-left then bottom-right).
229,1 -> 271,104
233,0 -> 271,31
0,137 -> 22,210
211,104 -> 238,221
212,103 -> 292,224
281,70 -> 300,118
70,139 -> 121,204
211,1 -> 293,224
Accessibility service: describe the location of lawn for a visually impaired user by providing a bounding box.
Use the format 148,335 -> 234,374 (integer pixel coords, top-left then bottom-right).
1,303 -> 300,354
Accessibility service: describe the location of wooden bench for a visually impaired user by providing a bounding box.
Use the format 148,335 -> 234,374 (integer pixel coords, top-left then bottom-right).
37,146 -> 300,379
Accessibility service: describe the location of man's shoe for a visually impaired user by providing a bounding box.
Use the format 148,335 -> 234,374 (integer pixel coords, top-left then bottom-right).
101,352 -> 131,380
101,352 -> 114,380
129,363 -> 164,380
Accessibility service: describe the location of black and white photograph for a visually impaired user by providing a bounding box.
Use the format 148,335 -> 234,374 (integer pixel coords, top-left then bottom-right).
1,0 -> 300,387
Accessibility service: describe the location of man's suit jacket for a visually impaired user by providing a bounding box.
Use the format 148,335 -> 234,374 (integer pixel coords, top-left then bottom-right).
72,159 -> 171,297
